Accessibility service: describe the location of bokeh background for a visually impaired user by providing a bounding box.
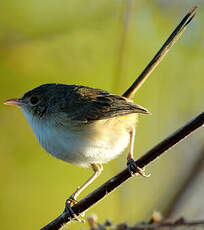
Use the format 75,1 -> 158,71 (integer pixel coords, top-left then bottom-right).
0,0 -> 203,229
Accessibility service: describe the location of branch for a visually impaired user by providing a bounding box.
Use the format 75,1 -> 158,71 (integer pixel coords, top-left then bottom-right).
117,218 -> 204,230
41,112 -> 204,230
87,216 -> 204,230
123,6 -> 197,99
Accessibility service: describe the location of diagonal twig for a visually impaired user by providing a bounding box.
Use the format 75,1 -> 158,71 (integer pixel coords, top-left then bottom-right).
41,111 -> 204,230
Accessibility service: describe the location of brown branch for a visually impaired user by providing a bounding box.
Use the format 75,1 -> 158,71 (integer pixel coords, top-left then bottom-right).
87,216 -> 204,230
123,6 -> 197,99
117,218 -> 204,230
41,112 -> 204,230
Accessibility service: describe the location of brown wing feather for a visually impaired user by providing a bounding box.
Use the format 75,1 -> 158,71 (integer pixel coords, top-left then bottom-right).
61,86 -> 149,123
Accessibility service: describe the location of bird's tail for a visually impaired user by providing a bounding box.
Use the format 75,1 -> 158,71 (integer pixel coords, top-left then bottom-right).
122,6 -> 197,99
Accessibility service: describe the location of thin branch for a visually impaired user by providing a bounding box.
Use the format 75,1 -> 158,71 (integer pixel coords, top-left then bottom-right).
41,112 -> 204,230
123,6 -> 197,99
87,217 -> 204,230
119,218 -> 204,229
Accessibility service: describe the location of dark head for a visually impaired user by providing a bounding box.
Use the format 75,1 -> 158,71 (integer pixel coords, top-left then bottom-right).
4,83 -> 74,118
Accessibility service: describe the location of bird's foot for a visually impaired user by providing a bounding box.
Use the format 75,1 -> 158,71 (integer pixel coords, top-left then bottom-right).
65,196 -> 85,223
127,158 -> 150,177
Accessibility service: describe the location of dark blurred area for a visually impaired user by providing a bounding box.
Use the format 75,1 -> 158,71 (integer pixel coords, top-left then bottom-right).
0,1 -> 203,229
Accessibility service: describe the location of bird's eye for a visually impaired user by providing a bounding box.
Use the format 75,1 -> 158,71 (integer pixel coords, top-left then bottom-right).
30,96 -> 40,105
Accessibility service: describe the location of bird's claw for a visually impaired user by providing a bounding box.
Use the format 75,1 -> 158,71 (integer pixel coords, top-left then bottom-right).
127,158 -> 150,177
67,195 -> 78,205
65,196 -> 85,223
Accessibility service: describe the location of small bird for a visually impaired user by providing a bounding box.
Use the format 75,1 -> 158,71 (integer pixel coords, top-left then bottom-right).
4,83 -> 149,210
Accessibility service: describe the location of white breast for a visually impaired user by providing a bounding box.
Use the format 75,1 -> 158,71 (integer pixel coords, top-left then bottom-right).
22,109 -> 136,168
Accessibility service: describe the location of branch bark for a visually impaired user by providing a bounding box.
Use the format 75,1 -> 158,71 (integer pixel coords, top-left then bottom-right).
41,112 -> 204,230
117,218 -> 204,230
87,216 -> 204,230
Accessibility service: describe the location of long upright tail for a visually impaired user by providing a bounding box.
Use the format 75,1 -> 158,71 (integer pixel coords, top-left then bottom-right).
123,6 -> 197,99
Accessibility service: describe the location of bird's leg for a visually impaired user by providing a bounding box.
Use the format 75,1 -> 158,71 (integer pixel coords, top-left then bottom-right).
65,163 -> 103,221
69,163 -> 103,201
127,128 -> 149,177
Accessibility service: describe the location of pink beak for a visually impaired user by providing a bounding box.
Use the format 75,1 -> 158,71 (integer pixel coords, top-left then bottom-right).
4,98 -> 21,106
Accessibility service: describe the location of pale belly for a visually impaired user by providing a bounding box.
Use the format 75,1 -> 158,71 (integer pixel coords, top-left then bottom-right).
39,127 -> 131,168
23,110 -> 137,168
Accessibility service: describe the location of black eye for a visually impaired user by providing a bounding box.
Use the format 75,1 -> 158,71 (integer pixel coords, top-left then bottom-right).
30,96 -> 40,105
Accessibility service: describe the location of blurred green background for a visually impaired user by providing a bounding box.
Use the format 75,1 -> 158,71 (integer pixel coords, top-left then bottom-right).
0,0 -> 203,229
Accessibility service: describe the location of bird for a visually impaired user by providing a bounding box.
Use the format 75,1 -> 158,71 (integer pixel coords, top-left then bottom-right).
4,83 -> 150,215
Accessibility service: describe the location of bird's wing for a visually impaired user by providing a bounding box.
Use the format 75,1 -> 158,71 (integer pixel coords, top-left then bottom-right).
60,86 -> 149,123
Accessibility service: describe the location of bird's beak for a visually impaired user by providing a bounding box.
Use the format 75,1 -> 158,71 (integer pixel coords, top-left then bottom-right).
4,98 -> 22,107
